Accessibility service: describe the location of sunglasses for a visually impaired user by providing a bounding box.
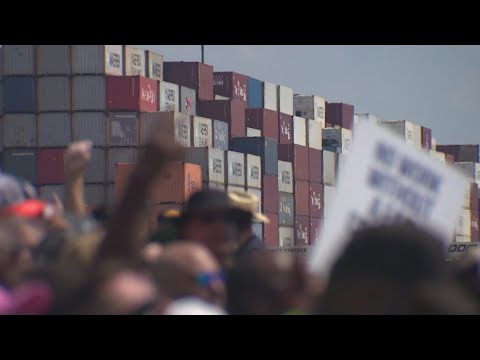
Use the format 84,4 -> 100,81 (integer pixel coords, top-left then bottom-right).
195,271 -> 226,287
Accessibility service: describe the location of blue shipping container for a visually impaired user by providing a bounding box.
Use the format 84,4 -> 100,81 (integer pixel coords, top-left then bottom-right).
3,77 -> 36,113
247,77 -> 263,109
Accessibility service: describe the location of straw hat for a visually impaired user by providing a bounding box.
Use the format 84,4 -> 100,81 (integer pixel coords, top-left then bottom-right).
227,191 -> 270,224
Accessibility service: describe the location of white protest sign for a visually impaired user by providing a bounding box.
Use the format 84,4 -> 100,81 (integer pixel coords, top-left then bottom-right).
308,122 -> 468,277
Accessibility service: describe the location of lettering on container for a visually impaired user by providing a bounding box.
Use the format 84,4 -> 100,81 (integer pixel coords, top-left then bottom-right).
215,128 -> 226,142
310,191 -> 322,210
177,123 -> 189,140
213,75 -> 224,86
199,123 -> 209,136
407,129 -> 413,141
250,165 -> 260,181
213,158 -> 223,174
152,62 -> 162,78
317,106 -> 324,119
129,53 -> 143,75
141,84 -> 156,104
108,52 -> 121,69
296,226 -> 308,242
281,170 -> 291,185
234,80 -> 247,102
280,198 -> 292,216
231,162 -> 243,177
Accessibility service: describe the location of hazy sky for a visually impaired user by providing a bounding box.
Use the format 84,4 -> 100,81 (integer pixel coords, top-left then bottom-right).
137,45 -> 480,145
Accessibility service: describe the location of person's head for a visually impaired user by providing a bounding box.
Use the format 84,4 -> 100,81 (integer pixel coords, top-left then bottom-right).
318,224 -> 478,315
151,242 -> 226,307
178,190 -> 240,266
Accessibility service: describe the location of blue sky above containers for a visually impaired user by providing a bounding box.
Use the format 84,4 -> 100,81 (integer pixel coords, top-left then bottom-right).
136,45 -> 480,144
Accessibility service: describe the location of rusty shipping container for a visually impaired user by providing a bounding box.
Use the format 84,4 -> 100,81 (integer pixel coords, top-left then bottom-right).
184,147 -> 225,184
309,182 -> 323,218
279,113 -> 293,144
139,112 -> 191,148
107,112 -> 139,147
37,148 -> 65,185
231,137 -> 278,176
163,62 -> 213,101
72,112 -> 107,147
72,45 -> 123,76
308,148 -> 323,183
262,175 -> 279,214
145,50 -> 163,81
294,216 -> 310,246
278,161 -> 293,193
294,180 -> 309,216
278,144 -> 309,181
279,192 -> 294,226
3,114 -> 36,148
106,76 -> 158,113
263,213 -> 279,247
38,113 -> 71,147
245,109 -> 278,141
198,100 -> 246,139
213,72 -> 247,103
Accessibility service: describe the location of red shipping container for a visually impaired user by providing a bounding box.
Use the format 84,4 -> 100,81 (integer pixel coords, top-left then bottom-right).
262,175 -> 279,214
310,217 -> 321,245
213,72 -> 248,103
295,216 -> 310,246
471,212 -> 479,242
309,148 -> 323,183
37,148 -> 65,185
471,183 -> 479,212
421,127 -> 432,150
164,62 -> 213,101
309,182 -> 323,218
279,113 -> 293,144
198,100 -> 246,139
445,154 -> 455,164
263,213 -> 279,247
278,144 -> 309,181
325,102 -> 354,130
245,109 -> 278,141
294,180 -> 309,216
106,76 -> 158,112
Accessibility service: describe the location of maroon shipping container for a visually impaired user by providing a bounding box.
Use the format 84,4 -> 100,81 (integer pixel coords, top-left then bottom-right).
263,213 -> 279,247
198,100 -> 246,139
294,180 -> 309,216
262,175 -> 279,214
279,113 -> 293,144
421,127 -> 432,150
309,148 -> 323,183
472,212 -> 479,242
325,102 -> 354,130
294,216 -> 310,246
245,109 -> 278,141
106,76 -> 158,112
309,182 -> 323,218
436,145 -> 480,163
435,145 -> 459,162
163,62 -> 213,101
37,148 -> 65,185
310,218 -> 321,245
471,183 -> 479,212
278,144 -> 309,181
213,72 -> 247,103
445,154 -> 455,164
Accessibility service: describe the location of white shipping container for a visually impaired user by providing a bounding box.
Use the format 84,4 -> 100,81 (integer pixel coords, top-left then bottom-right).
72,76 -> 106,111
277,85 -> 293,116
2,45 -> 35,76
226,151 -> 245,186
38,113 -> 71,147
192,116 -> 213,148
456,210 -> 472,237
123,46 -> 146,76
140,112 -> 191,147
293,95 -> 326,126
37,76 -> 71,112
279,226 -> 294,247
354,113 -> 380,127
323,185 -> 337,219
247,127 -> 261,137
307,120 -> 323,150
278,161 -> 294,193
37,45 -> 71,75
263,82 -> 277,111
3,114 -> 37,148
431,137 -> 437,150
454,162 -> 480,187
337,153 -> 348,178
246,154 -> 262,189
412,124 -> 422,150
146,50 -> 163,81
72,112 -> 107,147
379,120 -> 414,146
323,151 -> 337,186
246,188 -> 262,217
72,45 -> 123,76
293,116 -> 307,146
463,182 -> 473,209
323,128 -> 352,154
159,81 -> 180,112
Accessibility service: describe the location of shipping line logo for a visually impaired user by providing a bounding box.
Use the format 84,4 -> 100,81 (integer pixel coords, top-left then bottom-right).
296,225 -> 308,243
108,52 -> 121,69
215,128 -> 226,143
281,122 -> 291,140
281,170 -> 291,185
213,158 -> 223,174
280,196 -> 292,216
310,191 -> 322,210
141,84 -> 156,104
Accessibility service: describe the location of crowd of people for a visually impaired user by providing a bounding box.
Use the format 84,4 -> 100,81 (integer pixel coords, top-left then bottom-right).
0,122 -> 479,315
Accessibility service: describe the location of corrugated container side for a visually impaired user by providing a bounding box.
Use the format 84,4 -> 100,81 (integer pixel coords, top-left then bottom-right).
72,45 -> 123,76
123,46 -> 146,77
278,144 -> 309,181
163,62 -> 213,101
107,148 -> 138,182
246,187 -> 262,217
262,175 -> 279,214
293,116 -> 307,146
3,149 -> 36,183
159,81 -> 180,112
247,77 -> 263,109
279,113 -> 293,144
226,151 -> 245,186
263,82 -> 277,111
231,137 -> 278,176
323,151 -> 337,186
245,109 -> 278,141
198,100 -> 246,139
72,76 -> 106,111
84,185 -> 106,206
326,103 -> 354,130
279,226 -> 295,247
192,116 -> 213,148
37,76 -> 71,112
184,147 -> 225,184
279,192 -> 294,226
146,51 -> 163,81
309,148 -> 323,183
106,76 -> 158,113
310,218 -> 321,245
277,85 -> 293,116
247,127 -> 261,137
3,77 -> 36,113
72,112 -> 107,147
278,161 -> 294,193
37,148 -> 65,185
108,112 -> 139,146
3,114 -> 37,148
294,216 -> 310,246
294,95 -> 326,125
37,45 -> 71,75
180,86 -> 197,115
294,180 -> 309,216
213,120 -> 229,151
139,112 -> 191,147
264,213 -> 279,246
38,113 -> 71,147
85,148 -> 106,184
246,154 -> 262,189
309,182 -> 324,218
213,72 -> 247,103
2,45 -> 35,76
